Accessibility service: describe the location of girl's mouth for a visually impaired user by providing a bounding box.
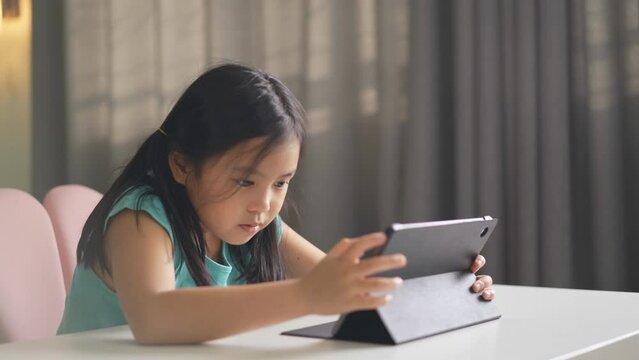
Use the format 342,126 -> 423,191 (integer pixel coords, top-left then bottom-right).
239,224 -> 260,234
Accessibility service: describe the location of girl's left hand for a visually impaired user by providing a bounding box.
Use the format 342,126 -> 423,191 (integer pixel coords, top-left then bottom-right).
469,255 -> 495,301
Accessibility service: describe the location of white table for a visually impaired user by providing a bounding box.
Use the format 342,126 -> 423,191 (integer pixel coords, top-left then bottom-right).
1,285 -> 638,359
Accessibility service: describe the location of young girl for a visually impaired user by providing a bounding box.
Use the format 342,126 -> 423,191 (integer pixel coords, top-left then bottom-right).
57,64 -> 495,344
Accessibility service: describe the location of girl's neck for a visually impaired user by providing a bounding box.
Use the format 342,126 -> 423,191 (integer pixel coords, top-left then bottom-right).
204,232 -> 224,264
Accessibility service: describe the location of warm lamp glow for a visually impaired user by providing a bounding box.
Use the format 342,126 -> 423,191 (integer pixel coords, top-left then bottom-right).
2,0 -> 20,19
0,0 -> 29,34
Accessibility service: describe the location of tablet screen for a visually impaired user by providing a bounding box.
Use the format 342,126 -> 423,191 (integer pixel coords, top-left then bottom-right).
366,216 -> 497,279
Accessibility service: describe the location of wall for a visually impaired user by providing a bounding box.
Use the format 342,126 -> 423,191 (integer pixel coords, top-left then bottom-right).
0,0 -> 32,192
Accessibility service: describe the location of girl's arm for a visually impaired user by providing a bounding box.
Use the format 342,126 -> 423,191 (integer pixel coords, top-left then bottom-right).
279,220 -> 325,278
104,210 -> 405,345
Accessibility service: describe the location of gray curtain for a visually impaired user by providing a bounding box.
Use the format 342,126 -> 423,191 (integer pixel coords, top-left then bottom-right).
402,0 -> 639,291
52,0 -> 639,291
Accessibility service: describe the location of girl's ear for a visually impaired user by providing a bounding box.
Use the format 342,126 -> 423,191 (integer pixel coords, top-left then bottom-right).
168,151 -> 193,185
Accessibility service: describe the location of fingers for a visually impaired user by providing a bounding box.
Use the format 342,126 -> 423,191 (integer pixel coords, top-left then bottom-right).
327,238 -> 354,257
476,274 -> 493,287
471,274 -> 495,301
354,254 -> 407,277
341,232 -> 387,261
353,276 -> 403,294
351,293 -> 393,311
344,267 -> 403,312
471,275 -> 493,292
481,289 -> 495,301
470,254 -> 486,273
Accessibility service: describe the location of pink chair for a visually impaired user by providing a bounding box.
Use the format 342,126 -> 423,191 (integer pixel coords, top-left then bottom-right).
43,184 -> 102,291
0,188 -> 66,343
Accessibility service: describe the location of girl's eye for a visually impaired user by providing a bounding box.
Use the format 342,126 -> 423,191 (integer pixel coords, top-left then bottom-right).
274,180 -> 289,189
237,179 -> 254,187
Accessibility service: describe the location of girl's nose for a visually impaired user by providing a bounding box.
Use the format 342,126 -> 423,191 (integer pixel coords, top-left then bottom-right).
247,190 -> 271,213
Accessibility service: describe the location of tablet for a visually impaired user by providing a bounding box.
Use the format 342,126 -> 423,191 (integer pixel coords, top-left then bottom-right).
364,216 -> 497,279
282,216 -> 500,344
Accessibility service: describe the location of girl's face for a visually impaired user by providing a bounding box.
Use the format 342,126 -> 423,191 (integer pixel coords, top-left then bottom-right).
173,137 -> 300,247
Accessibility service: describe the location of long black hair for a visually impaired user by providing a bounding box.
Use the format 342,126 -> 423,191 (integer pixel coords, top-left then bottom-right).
76,64 -> 306,286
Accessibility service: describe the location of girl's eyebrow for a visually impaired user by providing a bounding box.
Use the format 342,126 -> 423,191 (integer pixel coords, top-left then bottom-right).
232,166 -> 296,178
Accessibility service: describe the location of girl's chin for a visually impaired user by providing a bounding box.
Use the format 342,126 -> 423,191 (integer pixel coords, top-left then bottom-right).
224,237 -> 253,246
222,229 -> 260,246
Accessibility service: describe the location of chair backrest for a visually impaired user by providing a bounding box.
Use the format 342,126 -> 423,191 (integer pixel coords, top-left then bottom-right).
43,184 -> 102,291
0,188 -> 66,343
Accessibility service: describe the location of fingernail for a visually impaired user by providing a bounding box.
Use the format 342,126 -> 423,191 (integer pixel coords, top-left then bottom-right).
473,281 -> 483,291
393,277 -> 403,286
393,255 -> 406,263
385,294 -> 393,302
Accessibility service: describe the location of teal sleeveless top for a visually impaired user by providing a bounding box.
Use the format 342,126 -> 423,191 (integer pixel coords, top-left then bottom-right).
57,187 -> 282,335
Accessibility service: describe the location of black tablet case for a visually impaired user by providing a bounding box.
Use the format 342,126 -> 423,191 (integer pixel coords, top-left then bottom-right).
282,217 -> 501,345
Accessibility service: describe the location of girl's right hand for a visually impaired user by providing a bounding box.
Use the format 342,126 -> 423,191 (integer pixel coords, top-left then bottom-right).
296,232 -> 407,315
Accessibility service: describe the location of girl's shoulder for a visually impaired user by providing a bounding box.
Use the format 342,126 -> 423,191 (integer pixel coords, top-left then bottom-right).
110,186 -> 163,214
105,186 -> 173,242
